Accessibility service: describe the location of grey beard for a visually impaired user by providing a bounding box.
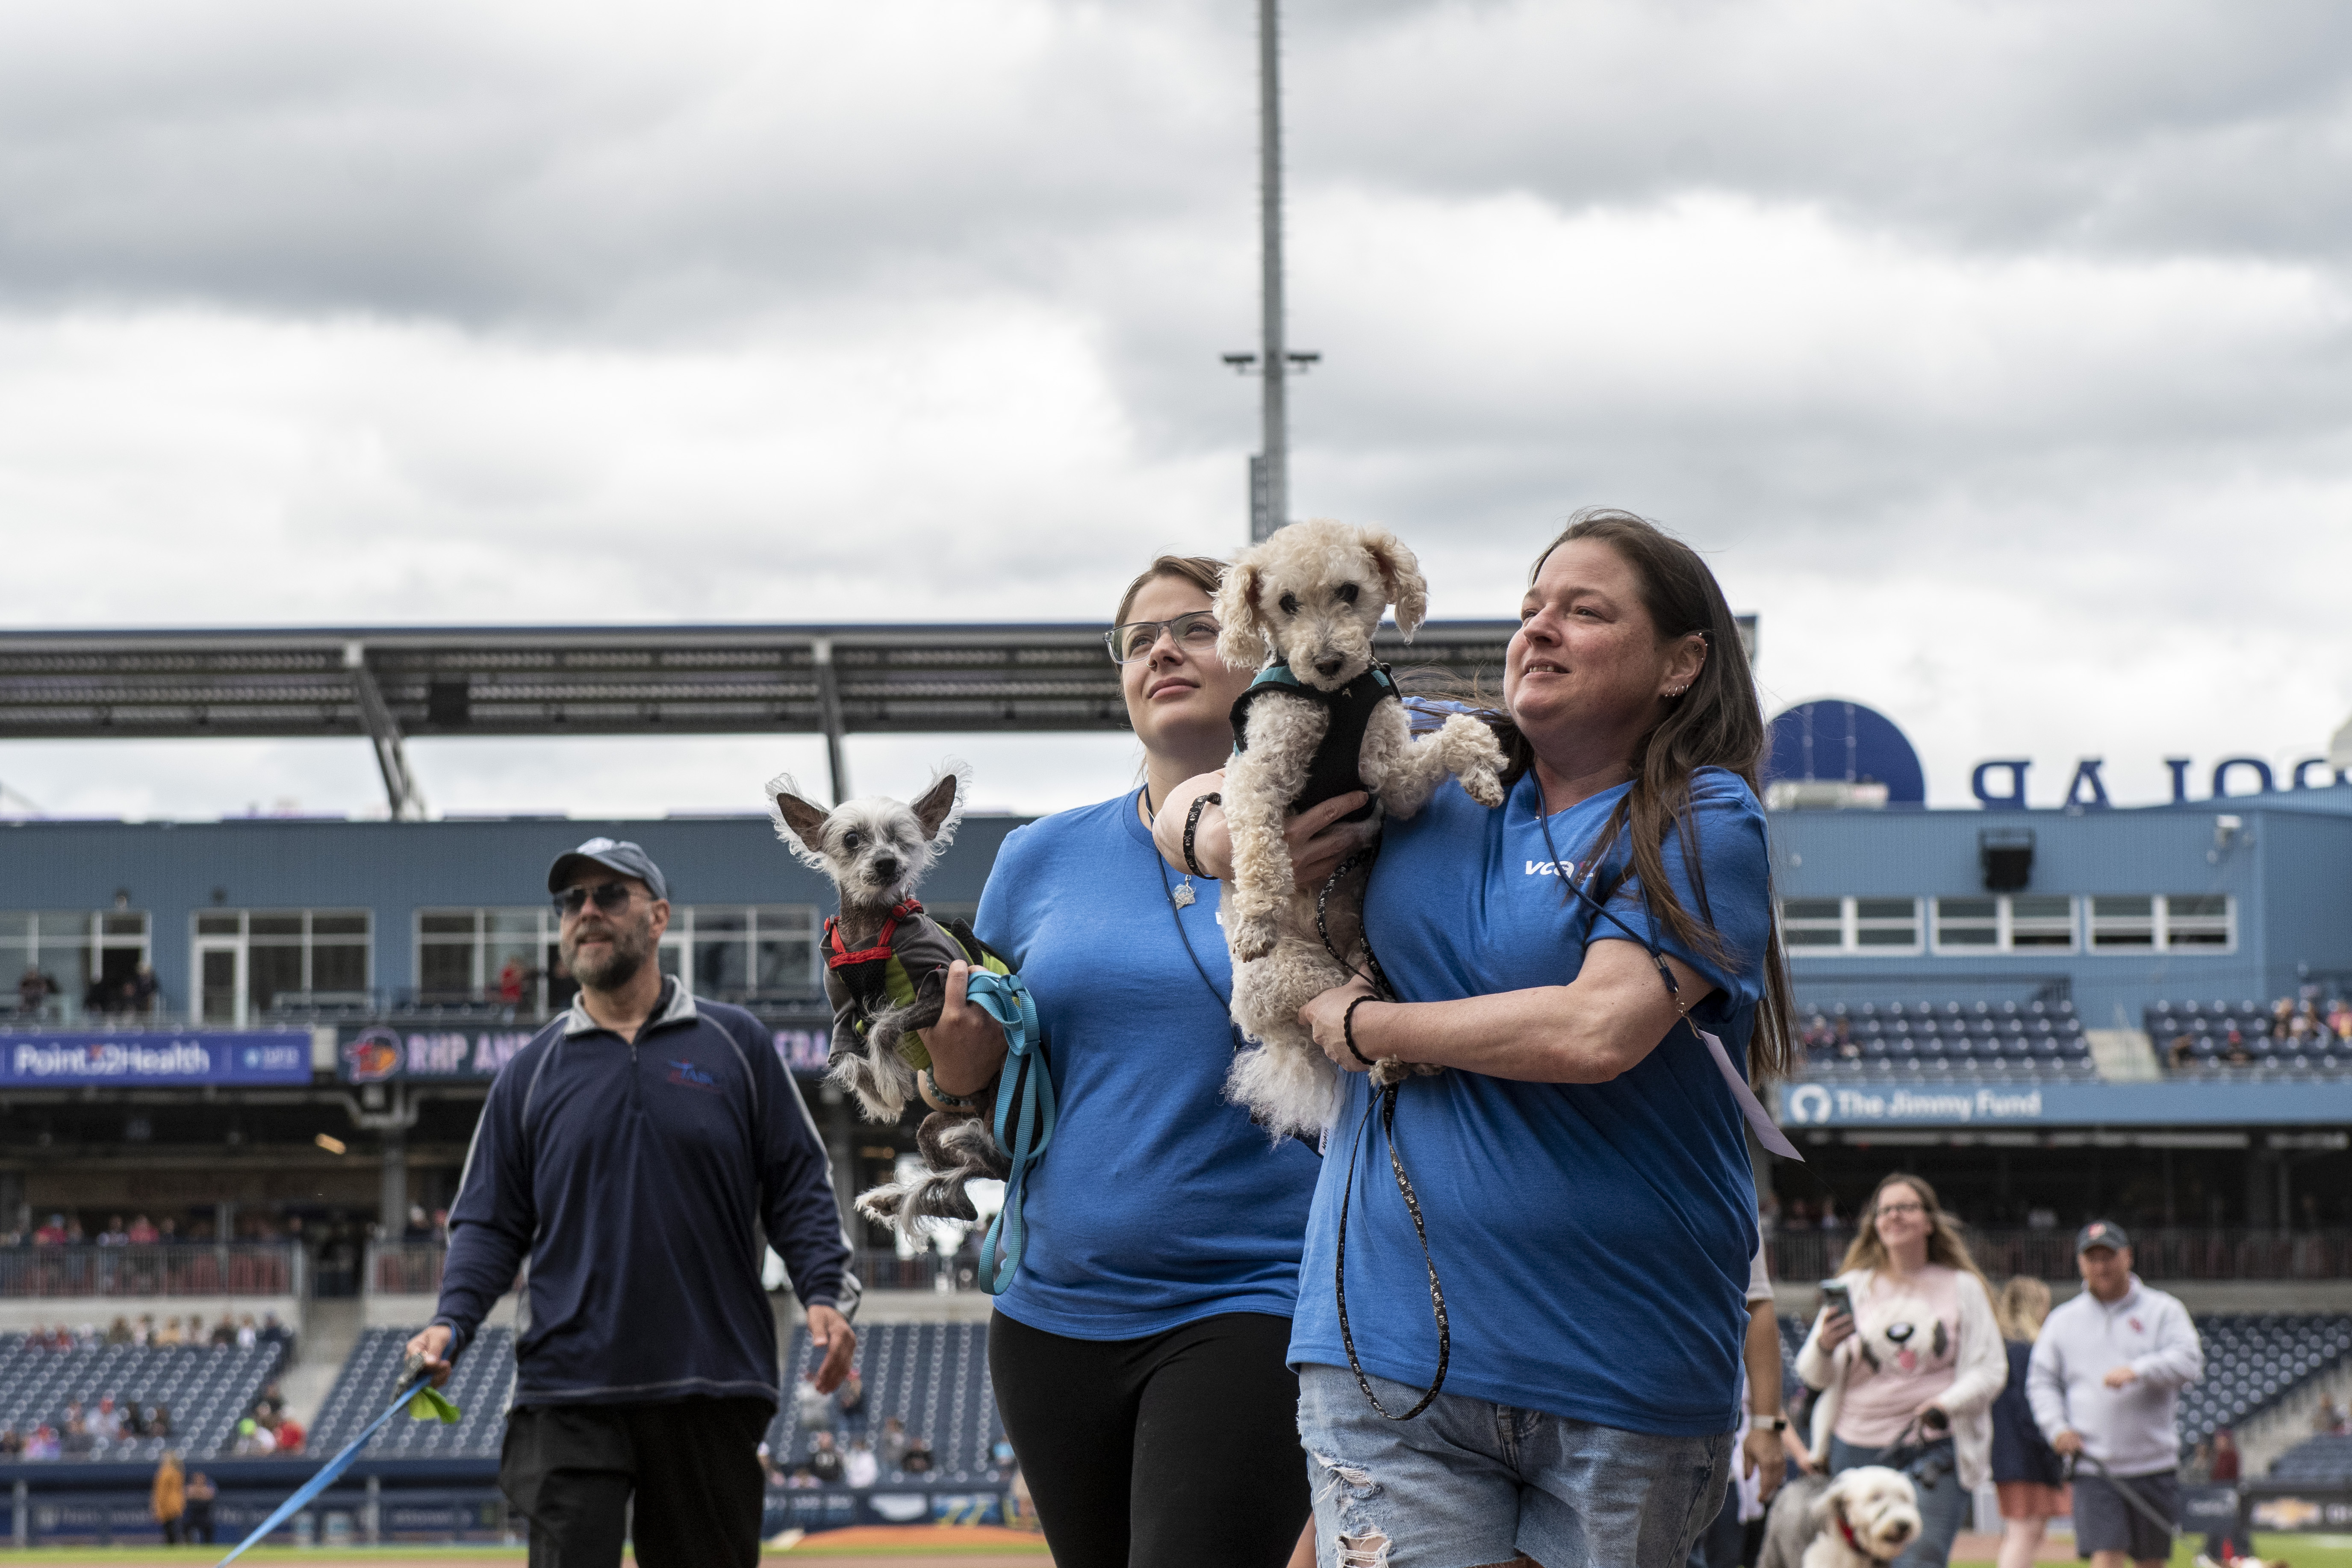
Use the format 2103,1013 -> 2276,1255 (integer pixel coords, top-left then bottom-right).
566,923 -> 652,992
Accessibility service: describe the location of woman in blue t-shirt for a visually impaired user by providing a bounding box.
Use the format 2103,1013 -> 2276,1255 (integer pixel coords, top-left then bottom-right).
920,554 -> 1371,1568
1164,510 -> 1797,1568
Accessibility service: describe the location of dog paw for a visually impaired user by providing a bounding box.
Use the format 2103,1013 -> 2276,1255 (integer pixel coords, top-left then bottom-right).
1460,764 -> 1505,808
1230,921 -> 1279,963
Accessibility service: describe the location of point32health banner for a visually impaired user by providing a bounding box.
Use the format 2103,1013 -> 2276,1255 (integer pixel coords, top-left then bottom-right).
0,1032 -> 312,1086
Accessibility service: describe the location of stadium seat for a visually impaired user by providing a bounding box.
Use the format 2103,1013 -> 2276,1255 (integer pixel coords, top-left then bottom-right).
0,1335 -> 284,1461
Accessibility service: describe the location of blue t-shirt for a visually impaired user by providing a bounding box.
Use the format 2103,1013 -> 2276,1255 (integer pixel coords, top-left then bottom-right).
976,793 -> 1322,1338
1287,766 -> 1769,1434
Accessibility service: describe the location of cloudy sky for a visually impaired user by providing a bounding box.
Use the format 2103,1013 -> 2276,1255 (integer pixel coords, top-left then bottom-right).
1,0 -> 2347,820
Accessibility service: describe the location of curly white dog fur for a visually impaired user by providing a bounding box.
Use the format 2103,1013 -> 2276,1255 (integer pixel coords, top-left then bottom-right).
1214,519 -> 1507,1138
1801,1467 -> 1922,1568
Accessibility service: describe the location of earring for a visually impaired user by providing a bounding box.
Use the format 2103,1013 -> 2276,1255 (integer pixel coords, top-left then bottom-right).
1666,685 -> 1687,698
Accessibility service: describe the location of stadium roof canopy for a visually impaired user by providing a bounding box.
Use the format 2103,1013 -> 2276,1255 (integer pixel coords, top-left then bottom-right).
0,621 -> 1522,818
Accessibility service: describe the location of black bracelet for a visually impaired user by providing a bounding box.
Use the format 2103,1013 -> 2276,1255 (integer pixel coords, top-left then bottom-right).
1342,995 -> 1377,1067
1182,791 -> 1222,879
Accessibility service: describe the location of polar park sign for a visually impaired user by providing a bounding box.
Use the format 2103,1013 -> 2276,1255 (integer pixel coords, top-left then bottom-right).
1778,1079 -> 2352,1128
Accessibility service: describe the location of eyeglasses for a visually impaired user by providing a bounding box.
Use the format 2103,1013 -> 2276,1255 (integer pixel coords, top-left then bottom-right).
1104,611 -> 1220,665
1877,1202 -> 1927,1217
553,883 -> 637,918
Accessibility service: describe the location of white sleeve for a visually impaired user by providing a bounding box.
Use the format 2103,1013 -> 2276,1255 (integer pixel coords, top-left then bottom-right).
1747,1236 -> 1775,1306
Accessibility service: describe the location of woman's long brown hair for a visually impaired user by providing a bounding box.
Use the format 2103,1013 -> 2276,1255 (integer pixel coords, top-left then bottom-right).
1839,1172 -> 1992,1292
1508,508 -> 1795,1083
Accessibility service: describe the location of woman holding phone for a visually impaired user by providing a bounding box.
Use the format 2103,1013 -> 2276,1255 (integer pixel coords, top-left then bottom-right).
1797,1174 -> 2007,1567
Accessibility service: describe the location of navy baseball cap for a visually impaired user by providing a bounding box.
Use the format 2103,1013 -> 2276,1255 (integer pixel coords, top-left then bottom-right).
2075,1219 -> 2130,1254
547,837 -> 668,903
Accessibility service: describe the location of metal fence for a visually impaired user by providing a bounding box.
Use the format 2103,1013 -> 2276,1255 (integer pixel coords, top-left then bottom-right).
0,1244 -> 298,1299
366,1243 -> 447,1298
1771,1227 -> 2352,1284
362,1244 -> 981,1298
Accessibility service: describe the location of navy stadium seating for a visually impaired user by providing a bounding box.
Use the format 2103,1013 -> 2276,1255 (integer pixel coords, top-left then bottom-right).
307,1326 -> 515,1459
2269,1432 -> 2352,1483
2145,998 -> 2352,1075
1799,999 -> 2096,1080
767,1323 -> 1006,1485
0,1334 -> 284,1460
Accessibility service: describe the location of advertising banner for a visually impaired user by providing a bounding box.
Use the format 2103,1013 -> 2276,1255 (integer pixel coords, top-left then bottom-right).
338,1022 -> 833,1082
0,1031 -> 311,1087
2242,1487 -> 2352,1533
1778,1077 -> 2352,1129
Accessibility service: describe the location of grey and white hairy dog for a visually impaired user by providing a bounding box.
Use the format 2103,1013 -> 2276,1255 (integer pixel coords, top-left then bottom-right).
768,763 -> 1010,1238
1216,519 -> 1508,1138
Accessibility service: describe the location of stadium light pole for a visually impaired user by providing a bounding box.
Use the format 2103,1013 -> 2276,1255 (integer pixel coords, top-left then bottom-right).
1229,0 -> 1318,542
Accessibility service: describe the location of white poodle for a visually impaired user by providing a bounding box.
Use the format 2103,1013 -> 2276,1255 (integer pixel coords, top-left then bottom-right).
1802,1466 -> 1923,1568
1213,519 -> 1507,1138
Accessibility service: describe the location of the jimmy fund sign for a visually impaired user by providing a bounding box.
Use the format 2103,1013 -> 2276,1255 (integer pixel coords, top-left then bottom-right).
1777,1079 -> 2352,1128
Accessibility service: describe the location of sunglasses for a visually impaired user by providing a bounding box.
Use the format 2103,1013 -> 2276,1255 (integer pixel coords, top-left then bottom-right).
553,883 -> 638,918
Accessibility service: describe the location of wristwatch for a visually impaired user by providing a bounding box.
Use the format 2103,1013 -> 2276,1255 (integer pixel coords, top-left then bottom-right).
1753,1415 -> 1790,1432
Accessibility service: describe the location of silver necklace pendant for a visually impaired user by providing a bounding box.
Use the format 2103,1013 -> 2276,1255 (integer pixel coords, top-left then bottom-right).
1170,878 -> 1197,909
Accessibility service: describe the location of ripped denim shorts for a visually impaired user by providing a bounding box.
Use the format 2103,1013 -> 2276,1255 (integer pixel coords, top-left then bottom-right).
1295,1364 -> 1732,1568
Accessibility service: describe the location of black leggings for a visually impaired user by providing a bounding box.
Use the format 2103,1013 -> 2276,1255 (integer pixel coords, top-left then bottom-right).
990,1309 -> 1310,1568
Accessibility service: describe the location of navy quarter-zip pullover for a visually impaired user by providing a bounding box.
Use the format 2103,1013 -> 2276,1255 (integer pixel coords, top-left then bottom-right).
433,980 -> 860,1407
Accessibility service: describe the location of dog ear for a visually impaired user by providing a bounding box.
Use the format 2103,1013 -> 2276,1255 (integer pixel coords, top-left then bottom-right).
911,761 -> 970,846
1932,1320 -> 1948,1360
1358,526 -> 1427,641
1213,555 -> 1270,670
765,773 -> 835,872
1809,1472 -> 1848,1529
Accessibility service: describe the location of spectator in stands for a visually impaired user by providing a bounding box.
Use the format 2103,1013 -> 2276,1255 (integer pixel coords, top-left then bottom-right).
152,1450 -> 186,1544
185,1471 -> 216,1544
133,1313 -> 156,1345
260,1311 -> 294,1360
408,836 -> 857,1568
807,1431 -> 844,1485
97,1215 -> 129,1247
25,1425 -> 58,1460
2167,1034 -> 2195,1069
209,1313 -> 235,1347
2329,999 -> 2352,1042
2224,1037 -> 2254,1067
878,1415 -> 908,1470
784,1466 -> 817,1490
148,1405 -> 172,1439
900,1434 -> 933,1475
61,1415 -> 93,1457
130,962 -> 158,1015
2028,1220 -> 2205,1568
1798,1173 -> 2007,1568
156,1316 -> 183,1348
2315,1394 -> 2347,1435
253,1383 -> 286,1420
274,1412 -> 306,1456
0,1426 -> 21,1459
1819,1197 -> 1846,1231
106,1315 -> 133,1346
234,1416 -> 275,1456
124,1402 -> 148,1438
843,1438 -> 878,1488
2209,1427 -> 2240,1481
32,1214 -> 66,1246
18,965 -> 50,1017
1991,1277 -> 2069,1568
919,552 -> 1325,1568
94,1396 -> 124,1440
1784,1200 -> 1815,1231
236,1314 -> 258,1349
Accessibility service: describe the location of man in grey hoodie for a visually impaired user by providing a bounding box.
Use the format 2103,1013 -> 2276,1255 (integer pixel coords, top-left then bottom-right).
2027,1221 -> 2205,1568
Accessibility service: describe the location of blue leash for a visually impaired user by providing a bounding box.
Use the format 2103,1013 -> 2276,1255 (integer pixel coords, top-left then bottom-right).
212,1366 -> 433,1566
965,970 -> 1052,1295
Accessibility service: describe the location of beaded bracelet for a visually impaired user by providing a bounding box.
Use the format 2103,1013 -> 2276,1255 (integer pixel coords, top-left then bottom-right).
921,1067 -> 980,1111
1342,995 -> 1377,1067
1182,791 -> 1222,879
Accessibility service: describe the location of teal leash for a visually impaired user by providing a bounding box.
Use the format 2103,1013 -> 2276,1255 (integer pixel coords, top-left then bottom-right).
965,970 -> 1052,1294
212,1362 -> 435,1565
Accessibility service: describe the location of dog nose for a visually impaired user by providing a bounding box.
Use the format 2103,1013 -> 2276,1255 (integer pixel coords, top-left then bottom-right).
1889,1522 -> 1911,1540
871,857 -> 900,880
1314,655 -> 1343,678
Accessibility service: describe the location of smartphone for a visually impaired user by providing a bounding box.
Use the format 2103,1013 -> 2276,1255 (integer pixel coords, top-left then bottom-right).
1819,1280 -> 1853,1320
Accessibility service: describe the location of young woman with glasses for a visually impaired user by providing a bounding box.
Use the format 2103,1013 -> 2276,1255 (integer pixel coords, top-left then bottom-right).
918,554 -> 1367,1568
1798,1173 -> 2007,1566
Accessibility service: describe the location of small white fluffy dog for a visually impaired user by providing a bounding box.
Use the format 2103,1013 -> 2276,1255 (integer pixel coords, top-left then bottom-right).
1802,1467 -> 1922,1567
1214,519 -> 1507,1137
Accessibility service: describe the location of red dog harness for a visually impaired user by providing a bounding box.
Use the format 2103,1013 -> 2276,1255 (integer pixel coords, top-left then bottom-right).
825,897 -> 924,970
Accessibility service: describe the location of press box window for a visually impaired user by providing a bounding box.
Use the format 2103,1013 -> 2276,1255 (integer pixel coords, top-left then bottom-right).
2090,896 -> 2155,949
1932,895 -> 2077,953
2163,895 -> 2231,949
1776,897 -> 1922,954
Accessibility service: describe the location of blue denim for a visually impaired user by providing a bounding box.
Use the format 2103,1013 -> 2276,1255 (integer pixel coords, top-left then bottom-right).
1826,1436 -> 1969,1568
1296,1363 -> 1732,1568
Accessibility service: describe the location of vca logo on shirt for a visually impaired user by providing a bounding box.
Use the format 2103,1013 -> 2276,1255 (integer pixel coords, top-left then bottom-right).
664,1058 -> 719,1093
1524,858 -> 1580,878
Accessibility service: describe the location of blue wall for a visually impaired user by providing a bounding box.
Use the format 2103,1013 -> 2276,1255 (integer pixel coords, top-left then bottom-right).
0,813 -> 1026,1012
1768,785 -> 2352,1023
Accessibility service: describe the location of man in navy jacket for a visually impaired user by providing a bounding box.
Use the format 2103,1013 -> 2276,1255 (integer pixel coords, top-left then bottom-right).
407,838 -> 860,1568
